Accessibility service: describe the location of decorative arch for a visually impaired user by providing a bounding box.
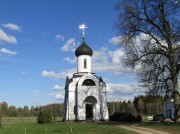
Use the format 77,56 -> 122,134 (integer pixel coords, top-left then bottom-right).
83,96 -> 97,104
82,79 -> 95,86
78,74 -> 99,86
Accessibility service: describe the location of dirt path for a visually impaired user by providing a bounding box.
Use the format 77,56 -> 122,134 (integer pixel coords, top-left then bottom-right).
118,125 -> 171,134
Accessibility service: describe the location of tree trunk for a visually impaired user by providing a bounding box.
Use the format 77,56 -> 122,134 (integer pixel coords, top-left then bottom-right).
173,76 -> 180,122
169,54 -> 180,122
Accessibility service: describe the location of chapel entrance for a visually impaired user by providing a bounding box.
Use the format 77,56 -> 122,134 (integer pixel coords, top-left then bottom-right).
84,96 -> 97,120
86,104 -> 93,120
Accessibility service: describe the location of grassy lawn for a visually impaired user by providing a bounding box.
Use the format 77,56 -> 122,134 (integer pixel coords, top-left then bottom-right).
0,117 -> 137,134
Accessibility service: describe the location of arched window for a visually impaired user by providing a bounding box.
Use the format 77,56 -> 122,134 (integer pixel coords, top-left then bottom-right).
82,79 -> 95,86
84,58 -> 87,69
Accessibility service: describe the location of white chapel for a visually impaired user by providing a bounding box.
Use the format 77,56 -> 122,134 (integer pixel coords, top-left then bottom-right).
63,25 -> 109,121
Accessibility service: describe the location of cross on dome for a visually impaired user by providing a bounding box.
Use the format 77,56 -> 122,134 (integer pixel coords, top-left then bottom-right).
79,24 -> 88,39
75,24 -> 93,57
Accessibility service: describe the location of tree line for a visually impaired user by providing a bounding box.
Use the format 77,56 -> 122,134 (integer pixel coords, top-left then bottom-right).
0,102 -> 63,121
108,95 -> 169,116
0,95 -> 169,119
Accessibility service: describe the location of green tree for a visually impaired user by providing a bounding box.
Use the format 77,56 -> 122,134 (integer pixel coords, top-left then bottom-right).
121,101 -> 127,113
0,104 -> 2,128
49,104 -> 59,121
30,106 -> 39,116
37,111 -> 52,124
107,102 -> 113,115
115,0 -> 180,122
8,105 -> 19,117
22,106 -> 32,117
137,98 -> 144,115
1,102 -> 8,117
112,102 -> 116,114
127,101 -> 137,115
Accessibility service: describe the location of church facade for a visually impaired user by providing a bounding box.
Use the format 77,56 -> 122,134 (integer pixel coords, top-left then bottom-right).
63,38 -> 109,121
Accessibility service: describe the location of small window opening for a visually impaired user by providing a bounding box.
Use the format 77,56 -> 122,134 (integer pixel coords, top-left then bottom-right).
84,58 -> 87,69
82,79 -> 95,86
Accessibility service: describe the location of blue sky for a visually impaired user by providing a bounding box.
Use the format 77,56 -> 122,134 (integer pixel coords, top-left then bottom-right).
0,0 -> 144,108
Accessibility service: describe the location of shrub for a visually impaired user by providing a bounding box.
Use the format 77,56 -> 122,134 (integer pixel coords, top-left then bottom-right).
37,111 -> 52,124
109,112 -> 141,122
153,114 -> 164,121
135,115 -> 142,122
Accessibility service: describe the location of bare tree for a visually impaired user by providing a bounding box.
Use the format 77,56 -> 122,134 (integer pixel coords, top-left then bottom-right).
115,0 -> 180,122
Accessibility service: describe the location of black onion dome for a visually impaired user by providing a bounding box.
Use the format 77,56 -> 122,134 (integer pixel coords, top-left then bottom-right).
75,40 -> 93,57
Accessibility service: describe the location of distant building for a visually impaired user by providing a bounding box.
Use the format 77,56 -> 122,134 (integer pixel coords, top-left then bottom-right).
163,99 -> 175,120
63,35 -> 109,121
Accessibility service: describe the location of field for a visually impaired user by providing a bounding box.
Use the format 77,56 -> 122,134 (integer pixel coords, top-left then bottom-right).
0,117 -> 137,134
1,117 -> 180,134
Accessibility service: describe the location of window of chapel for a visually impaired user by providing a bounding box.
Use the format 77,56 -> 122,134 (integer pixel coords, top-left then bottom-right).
84,58 -> 87,69
82,79 -> 95,86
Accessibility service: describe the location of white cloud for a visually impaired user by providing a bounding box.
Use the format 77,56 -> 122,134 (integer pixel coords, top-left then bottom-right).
55,94 -> 64,99
61,38 -> 78,52
64,57 -> 76,64
55,34 -> 64,42
109,33 -> 159,47
53,85 -> 64,90
109,36 -> 123,45
49,85 -> 65,100
92,47 -> 133,76
49,92 -> 64,100
0,48 -> 17,55
92,60 -> 133,77
106,82 -> 145,102
0,29 -> 17,44
2,23 -> 21,31
42,69 -> 75,79
106,83 -> 143,93
92,47 -> 109,63
107,93 -> 136,102
42,70 -> 67,79
109,49 -> 124,64
92,47 -> 114,73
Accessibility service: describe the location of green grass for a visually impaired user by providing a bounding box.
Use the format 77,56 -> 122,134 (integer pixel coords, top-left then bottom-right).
0,117 -> 137,134
1,117 -> 36,125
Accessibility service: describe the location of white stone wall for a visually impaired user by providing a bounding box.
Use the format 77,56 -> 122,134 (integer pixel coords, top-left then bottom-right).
65,82 -> 76,120
94,103 -> 101,120
64,73 -> 109,121
77,55 -> 91,73
100,84 -> 109,120
101,93 -> 109,120
77,86 -> 101,120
